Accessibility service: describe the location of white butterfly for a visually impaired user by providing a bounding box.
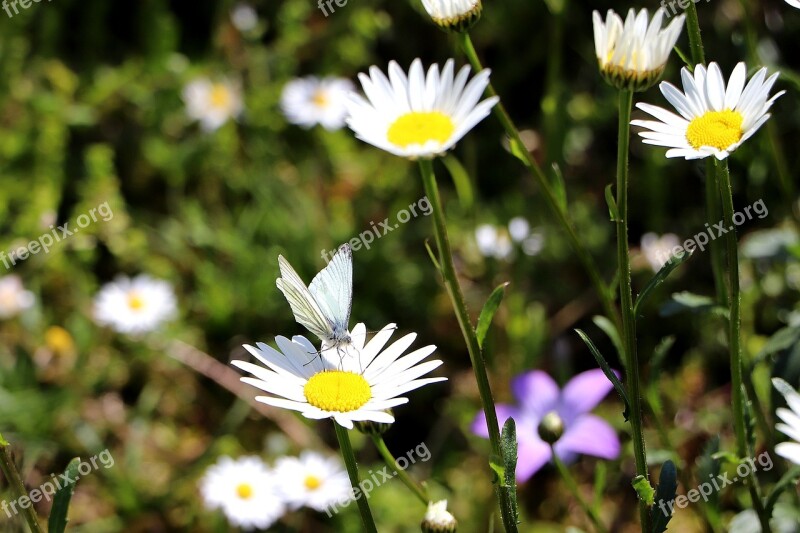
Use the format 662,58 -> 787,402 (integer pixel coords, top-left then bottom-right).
276,244 -> 353,353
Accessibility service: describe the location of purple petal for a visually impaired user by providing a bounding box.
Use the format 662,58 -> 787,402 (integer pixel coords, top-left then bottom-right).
516,437 -> 551,483
511,370 -> 559,417
560,368 -> 617,416
470,404 -> 519,439
554,414 -> 620,459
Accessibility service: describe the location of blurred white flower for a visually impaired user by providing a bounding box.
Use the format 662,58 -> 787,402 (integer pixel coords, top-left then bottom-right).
182,77 -> 243,131
281,76 -> 354,131
231,3 -> 258,32
421,0 -> 482,31
421,500 -> 457,533
93,274 -> 177,334
475,224 -> 512,260
273,451 -> 351,512
346,59 -> 498,159
0,275 -> 34,319
200,456 -> 285,530
508,217 -> 530,242
787,0 -> 800,9
640,232 -> 680,272
773,379 -> 800,466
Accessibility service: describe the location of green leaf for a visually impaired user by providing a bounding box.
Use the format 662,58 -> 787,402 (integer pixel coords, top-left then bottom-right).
550,163 -> 567,212
592,315 -> 624,367
489,454 -> 505,482
634,248 -> 694,317
500,418 -> 520,524
605,184 -> 619,222
710,451 -> 740,465
673,46 -> 692,69
765,465 -> 800,515
48,457 -> 81,533
424,239 -> 442,273
508,137 -> 528,164
476,283 -> 510,349
632,474 -> 656,506
441,154 -> 474,210
650,461 -> 678,533
575,329 -> 630,421
659,291 -> 727,318
649,336 -> 675,385
759,327 -> 800,359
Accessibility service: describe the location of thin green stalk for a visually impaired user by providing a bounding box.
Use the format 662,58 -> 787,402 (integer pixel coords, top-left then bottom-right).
715,160 -> 771,533
0,435 -> 45,533
417,158 -> 517,533
370,435 -> 429,505
457,32 -> 620,333
684,2 -> 706,65
705,163 -> 728,306
615,89 -> 650,532
550,447 -> 608,533
333,423 -> 378,533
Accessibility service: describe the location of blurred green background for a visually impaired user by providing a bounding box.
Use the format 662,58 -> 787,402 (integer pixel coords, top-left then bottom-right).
1,0 -> 800,531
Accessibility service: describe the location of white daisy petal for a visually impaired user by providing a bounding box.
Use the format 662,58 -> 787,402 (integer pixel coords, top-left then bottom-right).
0,275 -> 35,319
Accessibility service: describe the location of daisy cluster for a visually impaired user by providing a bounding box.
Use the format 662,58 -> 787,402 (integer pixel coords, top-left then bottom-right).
199,452 -> 351,530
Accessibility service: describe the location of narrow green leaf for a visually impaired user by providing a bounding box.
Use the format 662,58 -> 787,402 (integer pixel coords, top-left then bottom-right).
489,454 -> 505,482
659,291 -> 727,318
508,137 -> 528,164
476,283 -> 510,348
48,458 -> 81,533
550,163 -> 567,212
649,336 -> 675,385
575,329 -> 630,421
632,474 -> 656,506
634,248 -> 694,317
765,465 -> 800,515
605,184 -> 619,221
592,315 -> 624,366
673,46 -> 692,69
424,239 -> 442,272
760,328 -> 800,358
500,418 -> 520,524
650,461 -> 678,533
441,154 -> 474,210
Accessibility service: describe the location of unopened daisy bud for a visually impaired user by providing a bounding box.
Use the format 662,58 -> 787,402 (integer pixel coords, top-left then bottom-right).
537,411 -> 564,444
421,0 -> 482,32
421,500 -> 457,533
592,8 -> 684,92
354,409 -> 394,436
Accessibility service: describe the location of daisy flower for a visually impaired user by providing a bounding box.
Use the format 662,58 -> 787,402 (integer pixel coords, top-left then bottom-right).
471,369 -> 620,482
93,274 -> 177,334
421,500 -> 458,533
420,0 -> 482,32
0,275 -> 34,319
182,77 -> 243,131
632,62 -> 784,160
231,3 -> 258,32
280,76 -> 354,130
593,8 -> 684,91
640,232 -> 680,272
199,456 -> 285,530
346,59 -> 499,159
787,0 -> 800,8
773,378 -> 800,466
232,322 -> 446,429
273,451 -> 351,512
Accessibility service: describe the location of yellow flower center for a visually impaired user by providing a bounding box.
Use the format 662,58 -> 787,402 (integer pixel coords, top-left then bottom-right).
304,475 -> 322,491
686,110 -> 744,151
304,371 -> 371,412
236,483 -> 254,500
209,84 -> 232,110
45,326 -> 75,356
127,292 -> 145,311
387,111 -> 455,149
312,90 -> 329,108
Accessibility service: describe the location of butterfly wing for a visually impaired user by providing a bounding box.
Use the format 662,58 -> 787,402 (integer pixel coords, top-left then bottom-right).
308,244 -> 352,338
276,255 -> 335,341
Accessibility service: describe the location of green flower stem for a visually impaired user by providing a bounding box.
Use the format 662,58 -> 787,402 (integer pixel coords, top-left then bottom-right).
715,160 -> 772,533
684,3 -> 706,65
417,158 -> 518,533
0,435 -> 45,533
550,447 -> 608,533
457,32 -> 620,333
615,89 -> 650,532
370,435 -> 429,505
333,423 -> 378,533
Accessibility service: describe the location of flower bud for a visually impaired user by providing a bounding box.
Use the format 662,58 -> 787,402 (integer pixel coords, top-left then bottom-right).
537,411 -> 564,444
421,0 -> 482,33
421,500 -> 457,533
354,409 -> 394,436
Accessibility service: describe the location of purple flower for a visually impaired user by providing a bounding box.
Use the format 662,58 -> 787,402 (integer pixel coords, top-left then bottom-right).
471,369 -> 621,483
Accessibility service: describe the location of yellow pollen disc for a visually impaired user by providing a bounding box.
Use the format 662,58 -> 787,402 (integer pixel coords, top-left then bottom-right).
304,475 -> 322,491
312,90 -> 329,108
127,292 -> 145,311
304,371 -> 371,412
236,483 -> 254,500
686,110 -> 744,151
387,111 -> 455,149
209,84 -> 232,109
